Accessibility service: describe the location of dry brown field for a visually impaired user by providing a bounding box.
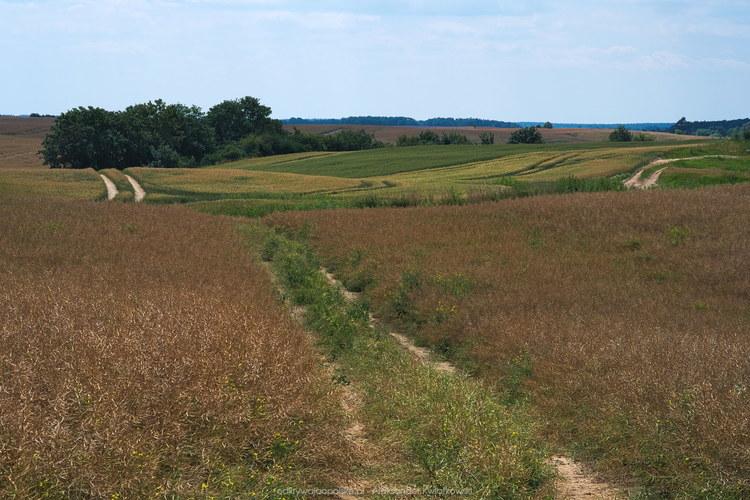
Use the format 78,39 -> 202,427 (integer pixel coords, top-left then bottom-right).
283,123 -> 702,144
265,185 -> 750,496
0,116 -> 55,169
0,196 -> 353,497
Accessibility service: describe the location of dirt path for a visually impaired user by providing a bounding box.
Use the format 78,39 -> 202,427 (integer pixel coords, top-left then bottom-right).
624,155 -> 739,189
551,455 -> 624,499
322,268 -> 627,499
124,174 -> 146,202
99,173 -> 118,200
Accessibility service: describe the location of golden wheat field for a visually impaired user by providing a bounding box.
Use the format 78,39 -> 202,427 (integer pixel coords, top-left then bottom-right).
264,184 -> 750,496
0,196 -> 354,498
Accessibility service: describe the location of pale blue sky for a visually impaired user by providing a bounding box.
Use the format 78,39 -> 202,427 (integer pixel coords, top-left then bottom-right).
1,0 -> 748,122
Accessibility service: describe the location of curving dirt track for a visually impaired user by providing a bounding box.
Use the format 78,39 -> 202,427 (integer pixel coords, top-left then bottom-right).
99,174 -> 118,200
624,155 -> 739,189
125,174 -> 146,202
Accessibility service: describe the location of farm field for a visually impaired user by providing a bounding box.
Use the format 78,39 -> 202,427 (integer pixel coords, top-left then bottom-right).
0,195 -> 357,497
283,123 -> 701,145
0,167 -> 105,199
0,116 -> 55,169
2,111 -> 750,497
264,184 -> 750,497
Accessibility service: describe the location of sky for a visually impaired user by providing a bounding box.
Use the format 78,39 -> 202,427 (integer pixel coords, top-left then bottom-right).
1,0 -> 749,122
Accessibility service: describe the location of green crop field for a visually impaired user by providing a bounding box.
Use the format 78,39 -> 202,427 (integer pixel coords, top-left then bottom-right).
222,141 -> 700,178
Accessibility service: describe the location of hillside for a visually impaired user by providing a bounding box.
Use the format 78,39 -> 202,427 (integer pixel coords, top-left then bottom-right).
0,116 -> 55,169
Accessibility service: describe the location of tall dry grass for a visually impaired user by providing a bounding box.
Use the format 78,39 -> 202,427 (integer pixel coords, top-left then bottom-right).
265,184 -> 750,496
0,197 -> 351,498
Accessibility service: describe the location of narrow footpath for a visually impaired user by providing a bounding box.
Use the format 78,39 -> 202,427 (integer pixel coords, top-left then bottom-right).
321,268 -> 626,499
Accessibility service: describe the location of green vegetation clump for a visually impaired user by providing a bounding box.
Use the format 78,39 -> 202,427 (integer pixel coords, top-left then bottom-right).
609,125 -> 633,142
396,130 -> 472,146
507,126 -> 543,144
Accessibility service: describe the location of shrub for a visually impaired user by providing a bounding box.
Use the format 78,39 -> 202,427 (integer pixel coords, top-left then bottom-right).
609,125 -> 633,142
507,126 -> 543,144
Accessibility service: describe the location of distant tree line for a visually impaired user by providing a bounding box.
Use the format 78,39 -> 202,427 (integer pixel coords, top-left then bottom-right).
396,130 -> 473,146
285,116 -> 520,128
41,97 -> 383,170
667,117 -> 750,137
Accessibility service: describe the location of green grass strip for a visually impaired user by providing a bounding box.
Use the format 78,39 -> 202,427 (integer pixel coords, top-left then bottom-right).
249,226 -> 552,498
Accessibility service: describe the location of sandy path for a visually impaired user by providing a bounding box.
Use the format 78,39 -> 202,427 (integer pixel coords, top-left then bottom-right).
125,174 -> 146,202
99,174 -> 118,200
321,268 -> 626,498
624,155 -> 739,189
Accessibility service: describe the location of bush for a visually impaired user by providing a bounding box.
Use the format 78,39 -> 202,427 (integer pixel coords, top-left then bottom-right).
609,126 -> 633,142
479,132 -> 495,145
507,126 -> 543,144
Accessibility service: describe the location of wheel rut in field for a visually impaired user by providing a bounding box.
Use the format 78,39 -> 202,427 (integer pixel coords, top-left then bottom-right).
261,263 -> 379,499
125,174 -> 146,202
99,173 -> 118,200
624,155 -> 739,189
321,268 -> 627,499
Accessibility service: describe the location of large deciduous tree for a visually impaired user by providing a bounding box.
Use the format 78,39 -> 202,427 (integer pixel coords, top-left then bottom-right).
41,107 -> 128,170
206,96 -> 282,144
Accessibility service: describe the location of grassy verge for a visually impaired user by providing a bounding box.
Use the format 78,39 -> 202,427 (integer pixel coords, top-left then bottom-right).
253,226 -> 552,497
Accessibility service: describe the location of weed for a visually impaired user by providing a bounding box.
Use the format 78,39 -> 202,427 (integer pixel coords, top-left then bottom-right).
623,239 -> 644,250
666,225 -> 687,246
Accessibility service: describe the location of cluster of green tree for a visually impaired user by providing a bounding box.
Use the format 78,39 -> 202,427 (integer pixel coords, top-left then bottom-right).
285,116 -> 520,128
608,126 -> 655,142
396,130 -> 473,146
28,113 -> 57,118
667,117 -> 750,137
41,97 -> 383,170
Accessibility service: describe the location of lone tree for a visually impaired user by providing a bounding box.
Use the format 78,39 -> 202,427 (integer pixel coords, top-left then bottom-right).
609,125 -> 633,142
507,126 -> 543,144
542,121 -> 553,129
